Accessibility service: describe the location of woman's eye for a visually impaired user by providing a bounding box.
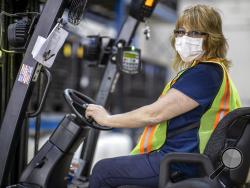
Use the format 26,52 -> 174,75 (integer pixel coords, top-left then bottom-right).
190,31 -> 201,37
178,30 -> 185,35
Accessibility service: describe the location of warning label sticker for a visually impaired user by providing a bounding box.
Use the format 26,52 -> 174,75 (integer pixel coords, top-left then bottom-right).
18,64 -> 34,85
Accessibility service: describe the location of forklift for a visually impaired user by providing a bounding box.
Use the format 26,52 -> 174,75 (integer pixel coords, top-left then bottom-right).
0,0 -> 159,187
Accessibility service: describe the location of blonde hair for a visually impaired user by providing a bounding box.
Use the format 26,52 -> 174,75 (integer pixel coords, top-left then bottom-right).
171,4 -> 231,71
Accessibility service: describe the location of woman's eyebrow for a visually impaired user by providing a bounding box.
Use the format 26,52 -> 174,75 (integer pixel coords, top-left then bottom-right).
178,27 -> 186,31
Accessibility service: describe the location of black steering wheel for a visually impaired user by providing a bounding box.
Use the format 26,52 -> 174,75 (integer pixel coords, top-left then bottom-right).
63,89 -> 112,130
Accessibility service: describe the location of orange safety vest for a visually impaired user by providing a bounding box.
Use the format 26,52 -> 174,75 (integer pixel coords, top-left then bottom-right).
131,58 -> 241,155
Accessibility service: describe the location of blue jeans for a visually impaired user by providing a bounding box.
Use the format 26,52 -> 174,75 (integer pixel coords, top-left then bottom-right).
89,151 -> 163,188
89,151 -> 199,188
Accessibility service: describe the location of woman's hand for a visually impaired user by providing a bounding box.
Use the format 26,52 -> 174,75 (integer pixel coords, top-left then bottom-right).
85,104 -> 111,127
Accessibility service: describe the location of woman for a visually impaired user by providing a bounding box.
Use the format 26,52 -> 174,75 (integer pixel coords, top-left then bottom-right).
86,4 -> 241,188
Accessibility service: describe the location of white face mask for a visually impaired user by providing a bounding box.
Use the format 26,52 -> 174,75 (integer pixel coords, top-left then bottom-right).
175,35 -> 205,63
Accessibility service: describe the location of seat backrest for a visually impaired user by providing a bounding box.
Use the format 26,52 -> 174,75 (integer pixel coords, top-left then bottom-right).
204,107 -> 250,186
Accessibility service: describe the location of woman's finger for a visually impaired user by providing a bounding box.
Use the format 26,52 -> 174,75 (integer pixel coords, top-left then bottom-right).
85,110 -> 93,119
86,104 -> 99,111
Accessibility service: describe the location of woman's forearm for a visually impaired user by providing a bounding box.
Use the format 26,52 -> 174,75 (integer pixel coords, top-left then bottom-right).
105,105 -> 161,128
104,89 -> 199,128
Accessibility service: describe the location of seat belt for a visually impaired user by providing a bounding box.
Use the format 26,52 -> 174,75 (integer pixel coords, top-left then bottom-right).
167,122 -> 200,138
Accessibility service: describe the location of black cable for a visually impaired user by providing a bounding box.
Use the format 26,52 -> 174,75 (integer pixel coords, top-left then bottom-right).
34,73 -> 43,155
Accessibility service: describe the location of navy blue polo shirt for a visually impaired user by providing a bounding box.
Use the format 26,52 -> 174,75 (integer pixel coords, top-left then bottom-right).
160,63 -> 223,154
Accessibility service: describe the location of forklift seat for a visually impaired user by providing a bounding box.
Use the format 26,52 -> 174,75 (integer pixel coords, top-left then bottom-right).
159,107 -> 250,188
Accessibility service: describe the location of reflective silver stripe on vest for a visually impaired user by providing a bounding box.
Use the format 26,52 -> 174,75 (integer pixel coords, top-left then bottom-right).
143,127 -> 153,152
